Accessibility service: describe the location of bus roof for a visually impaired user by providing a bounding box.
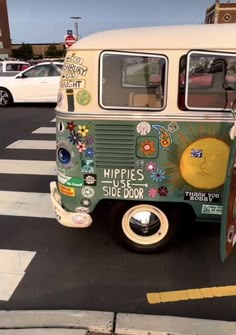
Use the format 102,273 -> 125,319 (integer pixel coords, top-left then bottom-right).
71,24 -> 236,51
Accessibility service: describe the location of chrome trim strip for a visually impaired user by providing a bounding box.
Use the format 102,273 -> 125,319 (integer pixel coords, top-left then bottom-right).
55,110 -> 234,123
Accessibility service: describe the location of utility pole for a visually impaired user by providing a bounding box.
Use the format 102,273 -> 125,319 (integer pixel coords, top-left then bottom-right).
70,16 -> 81,41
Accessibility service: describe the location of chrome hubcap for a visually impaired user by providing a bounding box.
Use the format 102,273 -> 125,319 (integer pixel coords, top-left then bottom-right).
130,211 -> 161,236
122,205 -> 169,245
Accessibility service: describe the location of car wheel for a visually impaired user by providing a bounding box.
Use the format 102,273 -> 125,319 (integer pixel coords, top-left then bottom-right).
110,202 -> 179,253
0,88 -> 13,107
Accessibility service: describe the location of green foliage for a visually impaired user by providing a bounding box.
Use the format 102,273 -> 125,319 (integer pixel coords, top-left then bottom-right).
45,44 -> 65,58
12,43 -> 34,60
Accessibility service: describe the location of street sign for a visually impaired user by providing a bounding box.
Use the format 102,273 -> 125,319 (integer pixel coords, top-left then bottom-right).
67,30 -> 73,36
64,34 -> 77,48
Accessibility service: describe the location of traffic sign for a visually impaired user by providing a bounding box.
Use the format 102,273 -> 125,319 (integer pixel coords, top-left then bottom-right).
67,30 -> 73,35
64,34 -> 77,48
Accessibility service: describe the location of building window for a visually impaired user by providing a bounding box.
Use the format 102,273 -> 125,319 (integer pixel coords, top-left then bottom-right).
0,29 -> 2,36
0,41 -> 3,49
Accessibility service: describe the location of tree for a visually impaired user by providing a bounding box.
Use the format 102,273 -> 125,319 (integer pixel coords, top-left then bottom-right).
45,44 -> 65,58
12,43 -> 34,60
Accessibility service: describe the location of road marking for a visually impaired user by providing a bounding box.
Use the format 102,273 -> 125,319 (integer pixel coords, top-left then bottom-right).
32,127 -> 56,134
6,140 -> 56,150
0,249 -> 36,301
0,191 -> 55,218
0,160 -> 56,175
147,285 -> 236,304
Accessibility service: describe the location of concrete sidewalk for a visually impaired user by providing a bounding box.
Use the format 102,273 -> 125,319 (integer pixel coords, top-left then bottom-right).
0,310 -> 236,335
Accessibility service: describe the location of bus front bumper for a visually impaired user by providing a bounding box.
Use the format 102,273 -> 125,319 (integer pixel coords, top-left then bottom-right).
50,181 -> 93,228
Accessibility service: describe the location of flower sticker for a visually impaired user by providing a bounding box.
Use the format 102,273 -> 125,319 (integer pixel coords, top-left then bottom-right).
68,131 -> 81,145
84,135 -> 94,145
151,169 -> 166,182
158,186 -> 168,196
85,147 -> 95,159
148,188 -> 157,198
78,125 -> 89,137
77,142 -> 86,153
66,121 -> 77,132
140,140 -> 156,156
146,161 -> 157,173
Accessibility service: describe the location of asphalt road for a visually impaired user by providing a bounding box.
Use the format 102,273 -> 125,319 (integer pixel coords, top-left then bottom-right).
0,104 -> 236,322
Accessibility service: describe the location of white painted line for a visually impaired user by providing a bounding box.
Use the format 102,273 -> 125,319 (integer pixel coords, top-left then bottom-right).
6,140 -> 56,150
0,191 -> 55,218
0,250 -> 36,301
0,273 -> 24,301
51,118 -> 56,122
32,127 -> 56,134
0,250 -> 36,274
0,160 -> 56,175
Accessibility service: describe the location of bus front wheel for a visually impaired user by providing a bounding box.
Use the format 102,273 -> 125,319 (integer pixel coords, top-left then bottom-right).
111,202 -> 178,253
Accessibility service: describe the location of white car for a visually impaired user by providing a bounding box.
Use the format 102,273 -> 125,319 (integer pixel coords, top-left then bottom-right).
0,60 -> 30,74
0,62 -> 63,107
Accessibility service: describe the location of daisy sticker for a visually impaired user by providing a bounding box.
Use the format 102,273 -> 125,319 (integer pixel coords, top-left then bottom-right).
146,161 -> 157,173
151,169 -> 166,182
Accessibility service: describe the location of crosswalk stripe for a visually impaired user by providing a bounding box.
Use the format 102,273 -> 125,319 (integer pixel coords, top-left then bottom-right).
0,191 -> 55,218
0,250 -> 36,301
6,140 -> 56,150
32,127 -> 56,134
0,160 -> 56,175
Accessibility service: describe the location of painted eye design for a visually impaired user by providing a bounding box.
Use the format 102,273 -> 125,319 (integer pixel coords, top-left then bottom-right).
57,122 -> 65,132
58,148 -> 71,164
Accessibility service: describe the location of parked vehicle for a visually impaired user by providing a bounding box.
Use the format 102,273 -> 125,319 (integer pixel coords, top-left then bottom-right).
0,61 -> 63,106
0,60 -> 30,76
50,23 -> 236,261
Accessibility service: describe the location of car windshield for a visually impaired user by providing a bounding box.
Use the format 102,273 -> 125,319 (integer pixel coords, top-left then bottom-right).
22,63 -> 62,77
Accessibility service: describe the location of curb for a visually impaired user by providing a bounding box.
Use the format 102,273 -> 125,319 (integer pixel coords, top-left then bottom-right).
115,313 -> 236,335
0,330 -> 87,335
0,310 -> 114,334
0,311 -> 236,335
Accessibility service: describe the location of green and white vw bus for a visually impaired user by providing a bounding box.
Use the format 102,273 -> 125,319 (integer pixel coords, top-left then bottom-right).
50,23 -> 236,261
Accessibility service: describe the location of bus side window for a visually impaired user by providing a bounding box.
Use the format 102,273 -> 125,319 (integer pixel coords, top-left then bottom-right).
178,52 -> 236,111
100,51 -> 167,110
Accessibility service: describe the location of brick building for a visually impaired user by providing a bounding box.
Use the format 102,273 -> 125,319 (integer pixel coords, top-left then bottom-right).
205,0 -> 236,23
12,43 -> 65,58
0,0 -> 11,59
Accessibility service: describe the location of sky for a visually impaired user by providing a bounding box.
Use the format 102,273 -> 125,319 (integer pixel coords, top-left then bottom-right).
6,0 -> 217,44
